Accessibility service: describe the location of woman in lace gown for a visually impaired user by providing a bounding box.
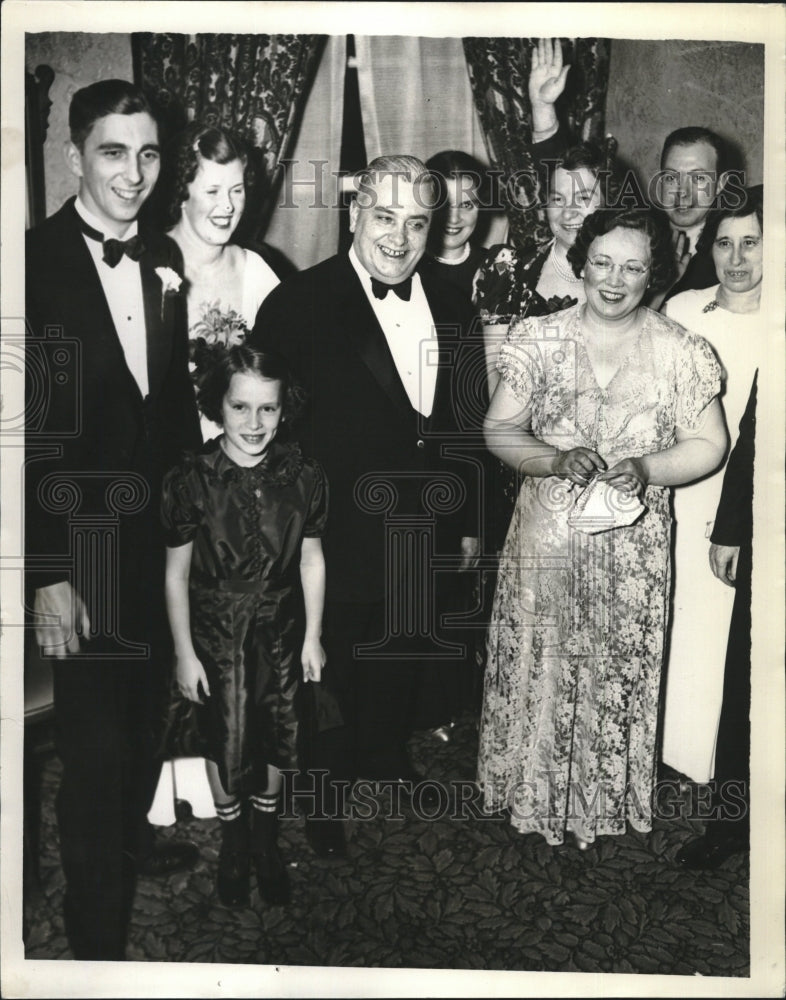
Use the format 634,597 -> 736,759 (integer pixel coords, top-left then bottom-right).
477,208 -> 727,848
661,187 -> 764,783
149,123 -> 280,824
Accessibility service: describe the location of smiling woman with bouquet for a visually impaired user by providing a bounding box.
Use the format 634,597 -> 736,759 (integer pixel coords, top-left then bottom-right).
165,122 -> 280,440
148,122 -> 281,827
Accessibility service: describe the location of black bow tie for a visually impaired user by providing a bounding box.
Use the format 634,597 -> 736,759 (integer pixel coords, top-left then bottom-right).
371,276 -> 412,301
78,214 -> 145,268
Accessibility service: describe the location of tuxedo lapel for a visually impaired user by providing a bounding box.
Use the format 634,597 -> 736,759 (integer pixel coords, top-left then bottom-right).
419,272 -> 457,425
334,256 -> 415,419
59,202 -> 145,404
139,245 -> 173,403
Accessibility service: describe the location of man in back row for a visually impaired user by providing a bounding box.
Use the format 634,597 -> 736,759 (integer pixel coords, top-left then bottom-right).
530,38 -> 740,305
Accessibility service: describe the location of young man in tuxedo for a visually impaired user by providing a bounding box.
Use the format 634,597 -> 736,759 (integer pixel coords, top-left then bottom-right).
25,80 -> 201,960
252,155 -> 481,858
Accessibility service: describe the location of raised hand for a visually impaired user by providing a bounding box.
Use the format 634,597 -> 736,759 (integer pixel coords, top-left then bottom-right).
530,38 -> 570,133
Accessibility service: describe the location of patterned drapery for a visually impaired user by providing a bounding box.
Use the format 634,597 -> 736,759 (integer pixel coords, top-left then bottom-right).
463,37 -> 611,250
132,33 -> 326,237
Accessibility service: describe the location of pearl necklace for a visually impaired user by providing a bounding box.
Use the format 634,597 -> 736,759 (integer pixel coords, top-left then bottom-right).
433,243 -> 471,265
549,242 -> 582,284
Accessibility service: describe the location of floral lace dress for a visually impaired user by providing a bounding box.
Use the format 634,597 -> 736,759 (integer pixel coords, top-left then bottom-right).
476,304 -> 721,845
473,240 -> 582,554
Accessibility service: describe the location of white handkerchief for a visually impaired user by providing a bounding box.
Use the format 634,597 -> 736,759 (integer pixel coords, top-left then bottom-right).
568,477 -> 646,534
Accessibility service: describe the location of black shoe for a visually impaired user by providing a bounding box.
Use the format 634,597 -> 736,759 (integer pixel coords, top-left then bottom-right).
137,839 -> 199,877
217,816 -> 250,907
251,810 -> 290,905
675,834 -> 748,870
304,816 -> 347,859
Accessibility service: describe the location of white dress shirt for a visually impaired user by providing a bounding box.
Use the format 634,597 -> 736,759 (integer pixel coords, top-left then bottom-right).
349,245 -> 438,418
75,197 -> 149,397
675,219 -> 706,258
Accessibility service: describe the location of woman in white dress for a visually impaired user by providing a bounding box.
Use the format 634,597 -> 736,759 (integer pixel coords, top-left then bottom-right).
150,123 -> 280,824
661,187 -> 764,783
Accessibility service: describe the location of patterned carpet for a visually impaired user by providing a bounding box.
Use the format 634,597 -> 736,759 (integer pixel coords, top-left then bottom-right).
24,717 -> 749,974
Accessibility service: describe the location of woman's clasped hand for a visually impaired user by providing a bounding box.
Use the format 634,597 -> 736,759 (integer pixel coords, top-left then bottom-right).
552,446 -> 606,486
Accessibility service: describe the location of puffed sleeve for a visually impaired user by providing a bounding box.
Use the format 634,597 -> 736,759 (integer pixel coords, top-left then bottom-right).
495,315 -> 543,408
675,330 -> 722,431
160,462 -> 202,547
303,460 -> 328,538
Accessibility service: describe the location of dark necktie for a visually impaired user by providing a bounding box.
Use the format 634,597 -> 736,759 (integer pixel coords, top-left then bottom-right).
370,276 -> 412,301
77,214 -> 145,268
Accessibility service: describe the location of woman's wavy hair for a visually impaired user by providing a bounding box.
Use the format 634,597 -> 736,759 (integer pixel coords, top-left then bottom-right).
696,184 -> 763,258
160,121 -> 253,229
567,207 -> 677,293
547,141 -> 621,209
196,344 -> 307,434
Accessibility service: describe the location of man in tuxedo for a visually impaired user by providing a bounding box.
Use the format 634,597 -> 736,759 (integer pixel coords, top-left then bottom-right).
251,155 -> 481,857
25,80 -> 201,959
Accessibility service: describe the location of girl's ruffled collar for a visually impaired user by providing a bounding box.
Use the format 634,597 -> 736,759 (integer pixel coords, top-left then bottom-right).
183,437 -> 305,487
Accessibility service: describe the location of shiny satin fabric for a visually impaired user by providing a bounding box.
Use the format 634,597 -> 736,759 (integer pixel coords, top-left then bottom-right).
192,586 -> 298,795
158,439 -> 328,796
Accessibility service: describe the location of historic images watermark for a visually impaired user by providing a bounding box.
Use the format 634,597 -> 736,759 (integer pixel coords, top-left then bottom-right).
277,159 -> 750,214
281,769 -> 749,825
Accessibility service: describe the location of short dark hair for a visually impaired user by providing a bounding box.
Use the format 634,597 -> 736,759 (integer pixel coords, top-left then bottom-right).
567,207 -> 677,293
196,344 -> 306,431
69,79 -> 156,151
161,121 -> 251,229
425,149 -> 492,208
696,184 -> 763,257
551,142 -> 620,204
660,126 -> 728,176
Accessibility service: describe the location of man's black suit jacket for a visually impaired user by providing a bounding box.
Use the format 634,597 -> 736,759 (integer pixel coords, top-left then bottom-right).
25,198 -> 200,623
251,252 -> 482,605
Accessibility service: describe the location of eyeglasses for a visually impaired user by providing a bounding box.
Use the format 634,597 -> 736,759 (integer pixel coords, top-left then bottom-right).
587,256 -> 650,278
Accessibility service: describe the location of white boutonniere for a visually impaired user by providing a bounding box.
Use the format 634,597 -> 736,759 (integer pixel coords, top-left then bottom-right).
155,266 -> 183,295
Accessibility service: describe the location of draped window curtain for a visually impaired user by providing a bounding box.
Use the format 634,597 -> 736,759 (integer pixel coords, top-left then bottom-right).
354,35 -> 509,251
463,37 -> 611,250
132,33 -> 325,245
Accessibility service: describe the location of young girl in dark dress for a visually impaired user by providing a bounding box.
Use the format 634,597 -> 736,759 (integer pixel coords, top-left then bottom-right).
161,345 -> 327,908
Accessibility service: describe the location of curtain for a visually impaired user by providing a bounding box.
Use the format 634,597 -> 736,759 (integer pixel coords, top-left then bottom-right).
354,35 -> 509,250
132,33 -> 326,239
463,37 -> 611,250
263,34 -> 346,272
